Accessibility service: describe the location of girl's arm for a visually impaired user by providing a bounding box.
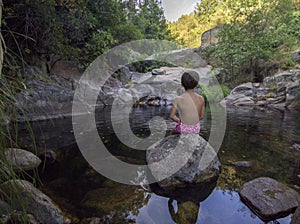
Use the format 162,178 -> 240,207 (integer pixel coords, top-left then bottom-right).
170,99 -> 180,122
199,96 -> 205,120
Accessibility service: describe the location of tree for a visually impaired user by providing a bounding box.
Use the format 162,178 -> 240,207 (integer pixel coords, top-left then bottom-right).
2,0 -> 171,70
207,0 -> 299,83
168,14 -> 201,48
168,0 -> 231,48
133,0 -> 170,40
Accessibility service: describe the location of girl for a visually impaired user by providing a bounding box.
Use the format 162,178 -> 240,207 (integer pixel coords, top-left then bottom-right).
170,71 -> 205,134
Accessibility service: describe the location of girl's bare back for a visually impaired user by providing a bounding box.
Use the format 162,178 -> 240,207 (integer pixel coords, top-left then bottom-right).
171,90 -> 205,125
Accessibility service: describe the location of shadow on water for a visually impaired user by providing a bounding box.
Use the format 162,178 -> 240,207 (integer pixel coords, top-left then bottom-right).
13,105 -> 300,223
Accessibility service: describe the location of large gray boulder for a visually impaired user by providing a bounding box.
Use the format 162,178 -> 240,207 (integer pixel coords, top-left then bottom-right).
200,26 -> 223,48
14,74 -> 75,121
4,148 -> 41,171
239,177 -> 300,222
101,66 -> 212,106
146,49 -> 207,68
0,179 -> 67,224
221,69 -> 300,109
146,134 -> 221,193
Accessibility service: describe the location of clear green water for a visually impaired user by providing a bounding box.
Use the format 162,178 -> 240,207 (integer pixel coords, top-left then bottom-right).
17,105 -> 300,223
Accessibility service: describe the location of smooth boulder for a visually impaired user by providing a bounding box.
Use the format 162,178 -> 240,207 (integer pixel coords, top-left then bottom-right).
4,148 -> 41,171
0,179 -> 66,224
146,134 -> 221,192
239,177 -> 300,222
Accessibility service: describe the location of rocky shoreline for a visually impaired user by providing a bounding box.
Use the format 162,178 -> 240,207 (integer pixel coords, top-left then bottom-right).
0,148 -> 70,223
221,69 -> 300,110
12,67 -> 300,123
3,51 -> 300,223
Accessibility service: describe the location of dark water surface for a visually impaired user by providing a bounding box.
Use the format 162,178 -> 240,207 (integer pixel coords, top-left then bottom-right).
17,105 -> 300,223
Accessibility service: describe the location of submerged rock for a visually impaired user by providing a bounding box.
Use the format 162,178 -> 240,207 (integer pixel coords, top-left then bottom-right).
146,134 -> 221,193
0,179 -> 67,224
38,150 -> 57,164
239,177 -> 300,222
231,161 -> 252,168
79,217 -> 102,224
4,148 -> 41,171
80,182 -> 145,221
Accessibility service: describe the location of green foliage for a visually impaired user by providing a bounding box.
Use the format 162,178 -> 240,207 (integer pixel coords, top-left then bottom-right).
133,0 -> 171,40
0,73 -> 36,223
168,0 -> 230,48
286,11 -> 300,38
204,0 -> 299,83
198,84 -> 230,102
3,0 -> 172,70
169,0 -> 300,85
142,60 -> 174,73
168,14 -> 202,48
220,84 -> 231,97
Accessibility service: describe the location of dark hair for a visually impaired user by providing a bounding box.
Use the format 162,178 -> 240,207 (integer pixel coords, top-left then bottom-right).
181,71 -> 199,90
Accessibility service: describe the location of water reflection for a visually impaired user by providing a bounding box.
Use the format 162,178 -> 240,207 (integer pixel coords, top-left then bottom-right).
13,105 -> 300,223
151,180 -> 217,224
168,199 -> 199,224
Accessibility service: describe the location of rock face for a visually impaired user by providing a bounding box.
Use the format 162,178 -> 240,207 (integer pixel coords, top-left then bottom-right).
4,148 -> 41,171
200,26 -> 222,48
239,177 -> 300,222
221,70 -> 300,109
78,66 -> 212,110
16,60 -> 212,121
0,179 -> 66,224
14,73 -> 75,121
146,49 -> 207,68
146,134 -> 221,193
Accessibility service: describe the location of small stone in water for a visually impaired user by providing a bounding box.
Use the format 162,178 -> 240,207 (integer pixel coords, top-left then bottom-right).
232,161 -> 251,167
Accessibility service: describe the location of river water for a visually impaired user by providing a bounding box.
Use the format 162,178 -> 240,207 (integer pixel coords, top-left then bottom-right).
17,105 -> 300,223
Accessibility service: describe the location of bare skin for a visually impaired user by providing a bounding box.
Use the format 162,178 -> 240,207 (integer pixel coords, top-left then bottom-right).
169,89 -> 205,125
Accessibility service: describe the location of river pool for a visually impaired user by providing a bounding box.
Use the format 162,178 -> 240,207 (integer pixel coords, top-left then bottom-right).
16,105 -> 300,223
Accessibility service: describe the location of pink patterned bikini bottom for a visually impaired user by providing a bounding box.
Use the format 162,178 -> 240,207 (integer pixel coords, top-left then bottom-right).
174,121 -> 200,134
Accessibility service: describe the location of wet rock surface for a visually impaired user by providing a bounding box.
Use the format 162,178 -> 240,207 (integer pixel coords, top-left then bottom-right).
0,179 -> 67,224
146,134 -> 221,193
239,177 -> 300,222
